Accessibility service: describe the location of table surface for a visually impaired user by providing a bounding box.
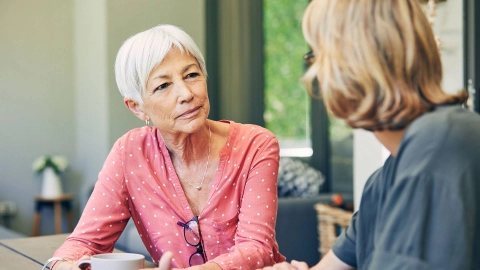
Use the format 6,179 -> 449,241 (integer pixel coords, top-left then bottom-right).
0,234 -> 156,269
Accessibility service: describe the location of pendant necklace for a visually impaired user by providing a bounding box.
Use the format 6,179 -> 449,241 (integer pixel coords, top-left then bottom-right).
178,123 -> 211,191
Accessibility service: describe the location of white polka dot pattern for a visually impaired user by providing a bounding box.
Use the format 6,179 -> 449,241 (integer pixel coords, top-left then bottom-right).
53,121 -> 285,269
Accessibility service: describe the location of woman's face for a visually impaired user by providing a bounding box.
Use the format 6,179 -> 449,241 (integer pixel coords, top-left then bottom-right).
142,48 -> 209,135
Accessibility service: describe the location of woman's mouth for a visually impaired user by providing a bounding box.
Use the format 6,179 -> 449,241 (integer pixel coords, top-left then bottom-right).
177,106 -> 201,118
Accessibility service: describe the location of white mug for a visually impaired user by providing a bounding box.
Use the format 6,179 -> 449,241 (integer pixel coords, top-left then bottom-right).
76,253 -> 145,270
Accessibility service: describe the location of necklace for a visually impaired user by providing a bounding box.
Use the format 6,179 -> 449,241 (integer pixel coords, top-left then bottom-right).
178,123 -> 211,190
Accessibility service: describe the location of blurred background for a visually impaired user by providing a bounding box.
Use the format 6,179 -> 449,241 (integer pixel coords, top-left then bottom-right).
0,0 -> 477,237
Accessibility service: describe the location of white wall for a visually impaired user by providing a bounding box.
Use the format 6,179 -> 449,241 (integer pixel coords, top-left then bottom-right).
353,130 -> 386,210
434,0 -> 464,94
0,0 -> 205,236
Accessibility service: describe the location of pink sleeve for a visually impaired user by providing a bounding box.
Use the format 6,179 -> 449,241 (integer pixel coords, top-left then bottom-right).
53,139 -> 131,260
211,135 -> 286,268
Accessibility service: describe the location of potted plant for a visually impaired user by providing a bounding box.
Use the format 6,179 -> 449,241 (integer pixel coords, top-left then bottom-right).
32,155 -> 68,198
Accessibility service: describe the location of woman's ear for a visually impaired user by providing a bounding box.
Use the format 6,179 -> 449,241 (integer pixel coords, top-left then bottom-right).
124,98 -> 147,121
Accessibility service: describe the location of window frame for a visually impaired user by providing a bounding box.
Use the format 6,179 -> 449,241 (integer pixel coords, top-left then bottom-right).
205,0 -> 334,192
464,0 -> 480,113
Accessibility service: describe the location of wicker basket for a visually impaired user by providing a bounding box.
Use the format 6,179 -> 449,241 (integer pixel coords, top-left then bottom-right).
314,203 -> 353,257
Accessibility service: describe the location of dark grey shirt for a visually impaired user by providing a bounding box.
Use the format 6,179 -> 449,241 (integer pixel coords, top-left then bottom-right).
333,105 -> 480,270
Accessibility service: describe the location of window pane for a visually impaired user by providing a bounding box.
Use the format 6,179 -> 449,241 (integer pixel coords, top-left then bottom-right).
263,0 -> 353,196
263,0 -> 310,154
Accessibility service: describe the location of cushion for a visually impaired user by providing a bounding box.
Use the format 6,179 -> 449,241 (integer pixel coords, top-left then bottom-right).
277,157 -> 324,197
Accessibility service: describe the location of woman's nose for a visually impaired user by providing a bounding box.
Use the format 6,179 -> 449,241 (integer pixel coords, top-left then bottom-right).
175,81 -> 194,103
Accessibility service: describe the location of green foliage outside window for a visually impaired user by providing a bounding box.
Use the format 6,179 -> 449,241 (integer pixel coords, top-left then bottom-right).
264,0 -> 353,193
263,0 -> 310,141
264,0 -> 353,144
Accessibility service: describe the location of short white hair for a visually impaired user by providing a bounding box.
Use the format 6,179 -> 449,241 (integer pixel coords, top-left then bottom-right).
114,24 -> 207,105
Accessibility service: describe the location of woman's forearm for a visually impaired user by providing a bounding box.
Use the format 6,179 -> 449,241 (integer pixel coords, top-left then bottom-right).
311,250 -> 355,270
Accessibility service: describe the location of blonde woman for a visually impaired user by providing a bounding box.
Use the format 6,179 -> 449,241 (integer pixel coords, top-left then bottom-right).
264,0 -> 480,269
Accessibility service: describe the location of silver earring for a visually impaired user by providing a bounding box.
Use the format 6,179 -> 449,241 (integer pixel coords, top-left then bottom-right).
145,118 -> 150,127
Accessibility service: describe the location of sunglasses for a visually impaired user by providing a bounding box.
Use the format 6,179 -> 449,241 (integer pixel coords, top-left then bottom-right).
303,50 -> 315,66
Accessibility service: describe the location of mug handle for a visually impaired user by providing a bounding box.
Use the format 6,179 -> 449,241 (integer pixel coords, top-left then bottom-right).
76,259 -> 91,268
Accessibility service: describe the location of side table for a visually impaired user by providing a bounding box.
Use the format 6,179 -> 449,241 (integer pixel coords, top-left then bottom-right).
31,193 -> 74,236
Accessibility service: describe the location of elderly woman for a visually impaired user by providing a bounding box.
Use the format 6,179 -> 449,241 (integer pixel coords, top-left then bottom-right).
264,0 -> 480,270
47,24 -> 285,270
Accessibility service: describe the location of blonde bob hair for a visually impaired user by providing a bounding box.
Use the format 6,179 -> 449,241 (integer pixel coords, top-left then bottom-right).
115,24 -> 207,105
302,0 -> 467,131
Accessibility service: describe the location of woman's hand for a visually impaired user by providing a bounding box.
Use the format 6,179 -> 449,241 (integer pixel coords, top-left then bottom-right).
140,251 -> 174,270
52,255 -> 90,270
261,260 -> 309,270
262,251 -> 355,270
140,252 -> 223,270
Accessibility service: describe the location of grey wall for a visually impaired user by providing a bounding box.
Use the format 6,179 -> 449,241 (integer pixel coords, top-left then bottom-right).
0,0 -> 205,236
0,0 -> 77,236
106,0 -> 206,144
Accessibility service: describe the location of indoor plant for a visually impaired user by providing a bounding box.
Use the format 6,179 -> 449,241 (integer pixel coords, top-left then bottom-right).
32,155 -> 68,198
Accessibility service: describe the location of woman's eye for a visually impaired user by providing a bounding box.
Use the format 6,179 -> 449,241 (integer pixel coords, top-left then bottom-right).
186,73 -> 200,79
155,83 -> 169,91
